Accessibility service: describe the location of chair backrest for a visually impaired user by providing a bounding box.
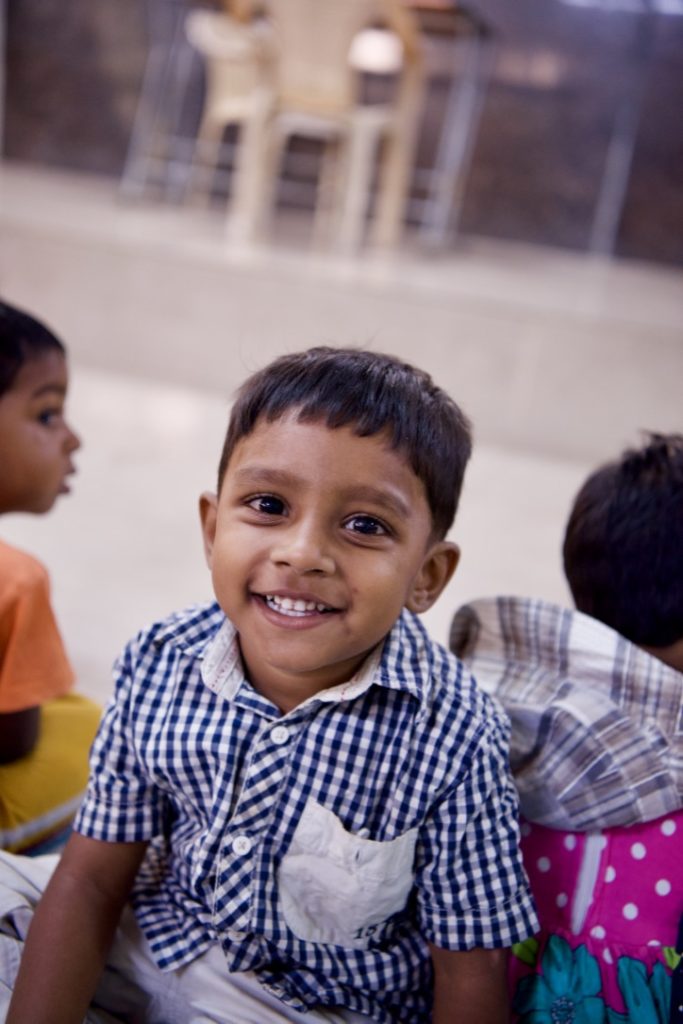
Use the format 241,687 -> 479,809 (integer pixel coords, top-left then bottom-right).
186,10 -> 274,118
265,0 -> 387,115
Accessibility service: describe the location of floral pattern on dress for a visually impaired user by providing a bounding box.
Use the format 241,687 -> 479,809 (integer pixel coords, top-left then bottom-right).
512,935 -> 674,1024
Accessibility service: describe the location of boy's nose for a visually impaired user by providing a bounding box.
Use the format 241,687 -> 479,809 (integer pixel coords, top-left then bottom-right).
271,524 -> 335,576
64,423 -> 81,453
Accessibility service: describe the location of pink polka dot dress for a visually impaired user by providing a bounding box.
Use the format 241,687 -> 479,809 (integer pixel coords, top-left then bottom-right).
449,595 -> 683,1024
510,810 -> 682,1022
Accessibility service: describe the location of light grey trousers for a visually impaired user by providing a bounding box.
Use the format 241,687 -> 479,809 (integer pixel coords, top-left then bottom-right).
0,851 -> 368,1024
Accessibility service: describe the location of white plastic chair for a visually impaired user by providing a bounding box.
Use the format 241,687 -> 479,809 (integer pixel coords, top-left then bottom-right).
255,0 -> 423,250
185,8 -> 276,238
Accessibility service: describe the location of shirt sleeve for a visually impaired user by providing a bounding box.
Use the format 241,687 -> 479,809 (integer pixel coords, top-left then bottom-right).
416,712 -> 539,949
0,547 -> 73,712
74,641 -> 167,843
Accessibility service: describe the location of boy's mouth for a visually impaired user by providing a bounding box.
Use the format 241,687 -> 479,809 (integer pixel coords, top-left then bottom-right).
60,465 -> 76,493
261,594 -> 336,617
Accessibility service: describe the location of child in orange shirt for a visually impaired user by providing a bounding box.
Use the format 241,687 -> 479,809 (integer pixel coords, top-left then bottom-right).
0,300 -> 100,853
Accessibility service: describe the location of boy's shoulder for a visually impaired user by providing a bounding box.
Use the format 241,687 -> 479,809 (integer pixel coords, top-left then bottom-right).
125,601 -> 225,659
383,609 -> 511,740
376,611 -> 513,793
0,538 -> 50,604
111,602 -> 225,703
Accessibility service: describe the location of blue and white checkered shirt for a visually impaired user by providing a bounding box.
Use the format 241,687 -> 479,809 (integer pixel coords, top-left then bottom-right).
75,602 -> 537,1022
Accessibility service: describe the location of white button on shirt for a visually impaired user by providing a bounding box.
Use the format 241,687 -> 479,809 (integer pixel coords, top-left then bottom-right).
271,725 -> 290,746
232,835 -> 252,856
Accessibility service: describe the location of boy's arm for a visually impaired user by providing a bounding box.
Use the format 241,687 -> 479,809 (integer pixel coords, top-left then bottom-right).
7,831 -> 148,1024
430,944 -> 509,1024
0,707 -> 39,762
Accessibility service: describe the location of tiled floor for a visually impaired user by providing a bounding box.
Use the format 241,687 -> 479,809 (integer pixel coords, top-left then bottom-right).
1,162 -> 682,705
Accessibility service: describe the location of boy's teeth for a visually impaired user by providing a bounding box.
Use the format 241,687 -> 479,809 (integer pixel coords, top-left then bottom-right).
265,595 -> 328,616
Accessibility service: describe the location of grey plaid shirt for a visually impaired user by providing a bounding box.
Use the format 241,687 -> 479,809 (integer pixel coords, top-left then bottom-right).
451,596 -> 683,832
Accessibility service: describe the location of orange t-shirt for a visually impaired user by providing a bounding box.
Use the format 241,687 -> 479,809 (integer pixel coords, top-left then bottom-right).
0,539 -> 74,713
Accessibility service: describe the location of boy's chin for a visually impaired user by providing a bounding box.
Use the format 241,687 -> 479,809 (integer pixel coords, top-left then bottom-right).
30,493 -> 62,514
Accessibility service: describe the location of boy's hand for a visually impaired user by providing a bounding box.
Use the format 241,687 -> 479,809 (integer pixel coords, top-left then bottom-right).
430,944 -> 509,1024
7,832 -> 148,1024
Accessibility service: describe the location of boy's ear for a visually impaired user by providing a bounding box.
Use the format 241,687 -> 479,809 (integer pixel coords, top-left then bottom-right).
405,541 -> 460,615
199,491 -> 218,569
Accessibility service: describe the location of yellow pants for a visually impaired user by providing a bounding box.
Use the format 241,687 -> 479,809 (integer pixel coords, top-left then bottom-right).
0,694 -> 101,853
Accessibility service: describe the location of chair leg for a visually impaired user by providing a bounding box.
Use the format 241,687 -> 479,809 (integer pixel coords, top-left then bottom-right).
226,98 -> 273,243
188,116 -> 225,202
335,120 -> 381,253
312,138 -> 342,247
259,124 -> 289,240
370,65 -> 424,249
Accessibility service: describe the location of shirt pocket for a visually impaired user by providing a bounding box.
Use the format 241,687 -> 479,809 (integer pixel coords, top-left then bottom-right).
278,796 -> 417,948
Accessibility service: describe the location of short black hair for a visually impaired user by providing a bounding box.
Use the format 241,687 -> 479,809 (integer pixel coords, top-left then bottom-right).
0,301 -> 65,397
563,432 -> 683,647
218,347 -> 472,539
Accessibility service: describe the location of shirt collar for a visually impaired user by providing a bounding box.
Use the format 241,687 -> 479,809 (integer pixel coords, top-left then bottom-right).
199,617 -> 245,700
199,609 -> 431,711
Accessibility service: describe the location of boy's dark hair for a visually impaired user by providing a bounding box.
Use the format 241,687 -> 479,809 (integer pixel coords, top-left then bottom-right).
219,346 -> 472,539
0,301 -> 65,397
563,432 -> 683,648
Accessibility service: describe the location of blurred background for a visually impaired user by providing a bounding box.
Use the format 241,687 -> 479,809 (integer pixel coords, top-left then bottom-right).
0,0 -> 681,704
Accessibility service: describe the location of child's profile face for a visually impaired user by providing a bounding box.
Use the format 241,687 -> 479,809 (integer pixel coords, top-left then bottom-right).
200,414 -> 458,710
0,351 -> 81,514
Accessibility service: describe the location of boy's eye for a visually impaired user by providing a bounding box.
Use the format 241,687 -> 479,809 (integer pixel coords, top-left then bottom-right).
36,409 -> 62,427
344,514 -> 388,537
247,494 -> 287,517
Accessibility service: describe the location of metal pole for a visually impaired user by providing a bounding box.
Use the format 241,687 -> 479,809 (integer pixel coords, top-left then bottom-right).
588,2 -> 655,255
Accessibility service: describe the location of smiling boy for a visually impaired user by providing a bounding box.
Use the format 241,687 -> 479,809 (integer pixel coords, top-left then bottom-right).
3,347 -> 537,1023
202,412 -> 446,712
